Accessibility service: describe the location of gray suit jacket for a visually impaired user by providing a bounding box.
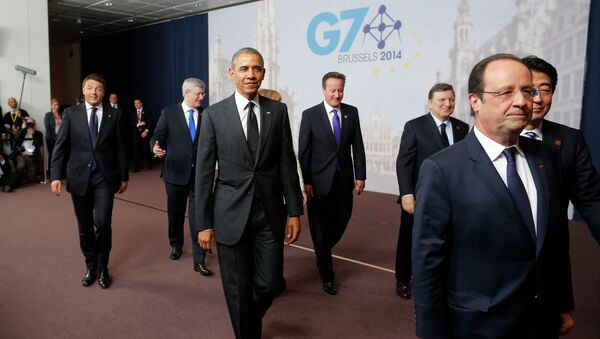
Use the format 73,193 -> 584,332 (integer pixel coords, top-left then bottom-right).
195,94 -> 303,245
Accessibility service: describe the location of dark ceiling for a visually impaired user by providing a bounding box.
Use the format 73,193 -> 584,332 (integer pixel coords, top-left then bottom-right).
48,0 -> 256,44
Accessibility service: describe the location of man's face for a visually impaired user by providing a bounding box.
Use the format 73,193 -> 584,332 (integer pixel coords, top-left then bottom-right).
82,79 -> 105,106
134,100 -> 143,110
428,90 -> 455,121
8,97 -> 17,109
183,86 -> 205,108
109,94 -> 118,104
469,59 -> 533,142
229,53 -> 265,100
529,71 -> 553,128
322,78 -> 345,108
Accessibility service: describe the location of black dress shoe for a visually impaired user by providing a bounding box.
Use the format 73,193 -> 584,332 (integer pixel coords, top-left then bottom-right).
396,282 -> 411,299
170,247 -> 182,260
81,268 -> 97,287
194,262 -> 213,276
322,282 -> 337,295
98,268 -> 112,289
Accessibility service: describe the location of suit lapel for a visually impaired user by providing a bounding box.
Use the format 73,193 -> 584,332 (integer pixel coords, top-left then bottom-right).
340,104 -> 350,147
465,132 -> 534,244
521,139 -> 549,255
77,104 -> 94,149
450,117 -> 467,142
426,114 -> 444,149
96,105 -> 112,146
223,95 -> 252,161
256,96 -> 272,166
175,105 -> 193,145
319,103 -> 338,149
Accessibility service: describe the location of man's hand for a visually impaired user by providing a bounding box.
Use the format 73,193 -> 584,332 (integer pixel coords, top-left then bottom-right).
198,229 -> 215,254
401,195 -> 415,214
301,191 -> 308,206
118,181 -> 128,194
286,216 -> 301,245
51,180 -> 61,196
355,180 -> 365,195
153,140 -> 166,158
304,184 -> 314,199
559,312 -> 575,335
141,130 -> 149,138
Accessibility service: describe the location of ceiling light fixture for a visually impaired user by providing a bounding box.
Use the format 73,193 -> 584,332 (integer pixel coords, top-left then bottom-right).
105,2 -> 112,6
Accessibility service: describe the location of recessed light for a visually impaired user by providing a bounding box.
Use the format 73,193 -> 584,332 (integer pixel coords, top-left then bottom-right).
105,2 -> 112,6
127,19 -> 134,22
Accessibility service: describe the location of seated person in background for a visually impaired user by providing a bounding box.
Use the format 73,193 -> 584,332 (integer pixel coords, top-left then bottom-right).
2,97 -> 30,142
14,117 -> 44,183
0,152 -> 16,192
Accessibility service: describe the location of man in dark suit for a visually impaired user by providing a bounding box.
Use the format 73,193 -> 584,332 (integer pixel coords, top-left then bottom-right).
2,97 -> 30,144
130,98 -> 153,172
521,56 -> 600,244
151,78 -> 211,276
196,47 -> 302,339
298,72 -> 366,295
412,54 -> 574,338
50,73 -> 129,289
395,83 -> 468,299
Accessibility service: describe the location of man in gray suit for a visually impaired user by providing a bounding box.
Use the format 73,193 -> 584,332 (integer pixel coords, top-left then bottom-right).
195,47 -> 303,339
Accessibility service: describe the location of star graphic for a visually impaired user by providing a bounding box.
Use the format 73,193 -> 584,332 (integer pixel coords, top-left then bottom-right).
372,68 -> 380,76
389,67 -> 396,73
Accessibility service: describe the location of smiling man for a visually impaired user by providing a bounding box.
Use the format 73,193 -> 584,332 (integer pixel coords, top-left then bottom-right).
394,83 -> 468,299
50,73 -> 129,289
195,47 -> 302,339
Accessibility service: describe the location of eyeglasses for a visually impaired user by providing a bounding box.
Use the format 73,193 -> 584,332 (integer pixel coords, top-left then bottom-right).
482,88 -> 538,102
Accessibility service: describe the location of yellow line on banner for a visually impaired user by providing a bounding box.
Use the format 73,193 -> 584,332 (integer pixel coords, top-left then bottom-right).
288,243 -> 395,274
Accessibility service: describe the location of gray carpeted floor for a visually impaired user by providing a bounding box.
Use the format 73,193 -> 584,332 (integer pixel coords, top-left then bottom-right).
0,168 -> 597,338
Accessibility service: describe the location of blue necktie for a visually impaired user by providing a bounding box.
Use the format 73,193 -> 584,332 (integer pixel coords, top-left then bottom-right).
502,147 -> 536,241
523,131 -> 538,139
188,109 -> 196,141
332,108 -> 341,145
89,107 -> 98,171
440,122 -> 450,147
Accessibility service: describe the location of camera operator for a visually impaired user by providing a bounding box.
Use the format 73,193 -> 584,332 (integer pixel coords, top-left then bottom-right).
14,117 -> 43,183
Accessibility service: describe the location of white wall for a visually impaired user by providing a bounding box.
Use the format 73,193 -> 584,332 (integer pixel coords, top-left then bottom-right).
0,0 -> 51,125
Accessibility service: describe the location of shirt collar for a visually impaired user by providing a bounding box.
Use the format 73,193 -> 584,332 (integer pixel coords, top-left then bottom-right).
85,102 -> 102,112
474,126 -> 524,162
430,112 -> 449,127
181,101 -> 198,113
234,91 -> 260,113
323,101 -> 339,114
521,121 -> 543,140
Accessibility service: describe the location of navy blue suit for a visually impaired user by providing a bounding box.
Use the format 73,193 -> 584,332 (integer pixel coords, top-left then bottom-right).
298,102 -> 366,283
395,113 -> 468,284
412,131 -> 572,339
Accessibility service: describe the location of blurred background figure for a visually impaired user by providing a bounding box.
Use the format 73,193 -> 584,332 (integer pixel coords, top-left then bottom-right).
44,98 -> 62,180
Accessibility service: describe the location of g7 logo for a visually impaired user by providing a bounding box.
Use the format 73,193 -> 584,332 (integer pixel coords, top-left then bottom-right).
307,7 -> 369,55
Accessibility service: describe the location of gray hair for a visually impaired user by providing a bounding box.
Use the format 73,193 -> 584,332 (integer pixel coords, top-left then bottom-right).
230,47 -> 264,68
181,78 -> 206,96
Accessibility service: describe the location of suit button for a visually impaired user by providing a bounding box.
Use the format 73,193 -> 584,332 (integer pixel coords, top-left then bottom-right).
533,294 -> 539,299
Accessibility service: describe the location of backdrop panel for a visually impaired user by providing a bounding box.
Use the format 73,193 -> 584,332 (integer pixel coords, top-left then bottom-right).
209,0 -> 591,194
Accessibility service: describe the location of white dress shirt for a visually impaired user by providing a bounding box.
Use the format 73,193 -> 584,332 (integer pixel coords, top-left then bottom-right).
430,113 -> 455,145
85,102 -> 102,132
323,101 -> 341,133
234,91 -> 261,139
181,102 -> 199,130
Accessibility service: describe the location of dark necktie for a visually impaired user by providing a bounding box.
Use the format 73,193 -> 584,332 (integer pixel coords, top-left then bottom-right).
246,102 -> 259,161
332,108 -> 342,145
89,107 -> 98,171
440,122 -> 450,148
502,147 -> 536,241
188,109 -> 196,141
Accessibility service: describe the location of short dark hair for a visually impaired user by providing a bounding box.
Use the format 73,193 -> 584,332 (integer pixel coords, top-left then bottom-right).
521,55 -> 558,92
428,83 -> 454,100
322,72 -> 346,89
231,47 -> 264,68
82,73 -> 106,88
468,53 -> 526,99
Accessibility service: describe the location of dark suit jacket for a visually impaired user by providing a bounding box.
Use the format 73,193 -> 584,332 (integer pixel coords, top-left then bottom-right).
44,111 -> 61,145
298,102 -> 366,196
50,104 -> 129,196
412,131 -> 572,339
542,119 -> 600,244
195,94 -> 303,245
130,108 -> 152,136
396,113 -> 468,201
151,104 -> 199,186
